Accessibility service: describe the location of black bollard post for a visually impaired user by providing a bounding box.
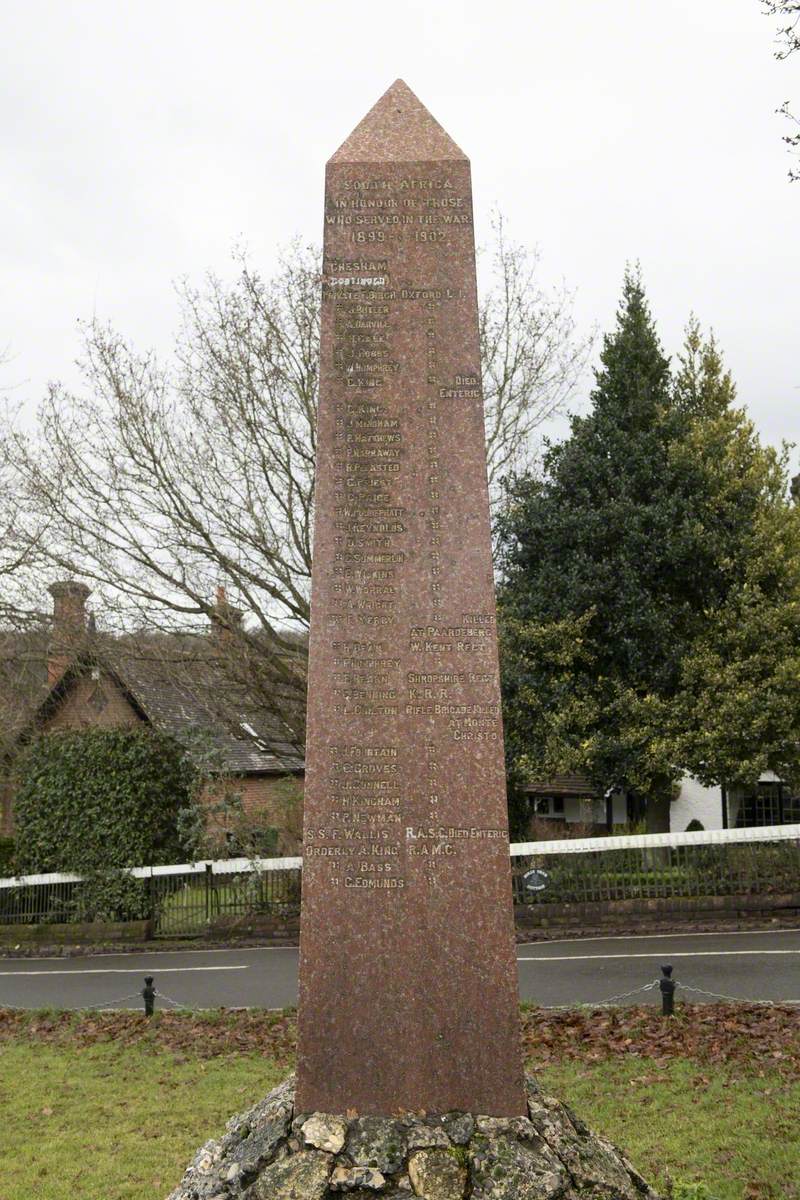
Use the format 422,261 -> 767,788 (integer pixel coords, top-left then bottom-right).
142,975 -> 156,1017
659,964 -> 676,1016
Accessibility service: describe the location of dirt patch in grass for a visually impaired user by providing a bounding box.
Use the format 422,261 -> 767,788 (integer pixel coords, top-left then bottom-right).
2,1001 -> 798,1079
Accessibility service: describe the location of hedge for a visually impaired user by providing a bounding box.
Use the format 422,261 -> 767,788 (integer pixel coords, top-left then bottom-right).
0,837 -> 14,876
13,728 -> 196,875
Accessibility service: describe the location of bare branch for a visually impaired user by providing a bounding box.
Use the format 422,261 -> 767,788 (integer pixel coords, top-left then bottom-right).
478,212 -> 594,507
6,226 -> 587,736
762,1 -> 800,178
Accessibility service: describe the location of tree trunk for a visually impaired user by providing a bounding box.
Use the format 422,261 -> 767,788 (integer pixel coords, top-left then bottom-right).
645,791 -> 671,834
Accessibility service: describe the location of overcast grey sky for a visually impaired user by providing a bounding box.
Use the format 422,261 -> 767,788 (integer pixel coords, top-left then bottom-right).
2,1 -> 798,465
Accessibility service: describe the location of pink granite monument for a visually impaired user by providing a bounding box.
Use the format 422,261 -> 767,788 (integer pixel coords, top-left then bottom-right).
168,83 -> 663,1200
296,80 -> 526,1117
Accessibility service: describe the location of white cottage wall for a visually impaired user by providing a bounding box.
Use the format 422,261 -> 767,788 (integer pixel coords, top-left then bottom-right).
671,777 -> 724,831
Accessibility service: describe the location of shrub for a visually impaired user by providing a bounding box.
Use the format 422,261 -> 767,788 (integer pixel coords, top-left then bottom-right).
67,868 -> 150,923
178,772 -> 303,862
0,836 -> 15,876
14,728 -> 198,875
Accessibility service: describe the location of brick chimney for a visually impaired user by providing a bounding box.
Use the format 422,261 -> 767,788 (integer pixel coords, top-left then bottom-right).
48,580 -> 91,685
210,585 -> 244,652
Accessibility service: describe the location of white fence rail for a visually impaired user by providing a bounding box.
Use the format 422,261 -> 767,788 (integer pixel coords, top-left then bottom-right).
0,824 -> 799,891
0,855 -> 303,892
509,822 -> 800,857
0,825 -> 798,934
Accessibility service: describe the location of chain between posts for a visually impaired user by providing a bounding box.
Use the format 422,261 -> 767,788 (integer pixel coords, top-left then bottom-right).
676,983 -> 785,1006
154,990 -> 189,1010
2,967 -> 793,1015
539,979 -> 661,1011
536,963 -> 793,1013
142,973 -> 790,1015
81,992 -> 142,1010
62,978 -> 190,1015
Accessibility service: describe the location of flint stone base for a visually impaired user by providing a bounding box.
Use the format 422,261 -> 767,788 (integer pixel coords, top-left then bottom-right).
167,1075 -> 662,1200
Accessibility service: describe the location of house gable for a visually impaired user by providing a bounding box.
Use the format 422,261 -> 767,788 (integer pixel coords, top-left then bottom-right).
41,667 -> 145,733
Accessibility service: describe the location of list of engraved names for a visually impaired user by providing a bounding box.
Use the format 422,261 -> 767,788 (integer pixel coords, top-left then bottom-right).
304,163 -> 506,897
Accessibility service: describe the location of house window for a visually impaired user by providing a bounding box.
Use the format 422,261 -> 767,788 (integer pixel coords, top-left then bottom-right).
735,782 -> 787,828
785,793 -> 800,823
533,797 -> 564,819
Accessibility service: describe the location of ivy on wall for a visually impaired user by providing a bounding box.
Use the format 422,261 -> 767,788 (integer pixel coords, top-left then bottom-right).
14,728 -> 197,875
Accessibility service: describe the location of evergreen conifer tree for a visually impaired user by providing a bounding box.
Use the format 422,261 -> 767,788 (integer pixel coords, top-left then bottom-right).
498,272 -> 800,836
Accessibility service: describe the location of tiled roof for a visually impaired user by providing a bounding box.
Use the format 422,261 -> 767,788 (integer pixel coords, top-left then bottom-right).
524,774 -> 596,797
12,632 -> 305,775
0,629 -> 50,738
116,655 -> 304,774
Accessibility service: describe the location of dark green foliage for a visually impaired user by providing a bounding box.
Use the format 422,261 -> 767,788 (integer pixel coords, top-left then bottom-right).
498,269 -> 800,828
176,769 -> 301,861
499,271 -> 677,685
14,728 -> 196,875
498,270 -> 684,822
0,836 -> 15,876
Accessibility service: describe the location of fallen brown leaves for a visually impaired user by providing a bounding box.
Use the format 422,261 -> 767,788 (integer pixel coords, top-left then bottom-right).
0,1006 -> 298,1065
521,1003 -> 800,1077
0,1002 -> 798,1079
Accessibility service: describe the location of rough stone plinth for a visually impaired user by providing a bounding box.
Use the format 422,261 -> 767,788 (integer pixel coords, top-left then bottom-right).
166,1075 -> 662,1200
297,77 -> 525,1117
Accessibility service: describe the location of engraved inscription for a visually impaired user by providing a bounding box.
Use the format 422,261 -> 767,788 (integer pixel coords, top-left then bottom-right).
313,164 -> 506,889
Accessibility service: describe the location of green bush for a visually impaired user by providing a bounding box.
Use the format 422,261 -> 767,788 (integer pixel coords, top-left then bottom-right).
14,729 -> 197,876
67,868 -> 150,923
0,836 -> 15,876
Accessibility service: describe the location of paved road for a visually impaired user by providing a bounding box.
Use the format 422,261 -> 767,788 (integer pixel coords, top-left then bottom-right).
6,926 -> 800,1012
1,927 -> 799,1012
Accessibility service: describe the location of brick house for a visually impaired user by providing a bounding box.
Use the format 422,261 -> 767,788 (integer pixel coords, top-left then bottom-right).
2,581 -> 305,847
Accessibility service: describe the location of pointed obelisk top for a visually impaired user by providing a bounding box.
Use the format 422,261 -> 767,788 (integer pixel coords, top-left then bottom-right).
329,79 -> 467,163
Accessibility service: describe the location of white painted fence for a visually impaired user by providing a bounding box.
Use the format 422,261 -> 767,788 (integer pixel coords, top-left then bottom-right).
0,823 -> 797,892
510,822 -> 800,857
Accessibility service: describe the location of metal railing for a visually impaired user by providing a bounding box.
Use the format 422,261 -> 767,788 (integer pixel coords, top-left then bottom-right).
509,823 -> 800,906
148,857 -> 302,937
0,824 -> 797,935
0,856 -> 302,937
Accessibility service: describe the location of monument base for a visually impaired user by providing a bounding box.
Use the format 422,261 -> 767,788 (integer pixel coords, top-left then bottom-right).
167,1074 -> 661,1200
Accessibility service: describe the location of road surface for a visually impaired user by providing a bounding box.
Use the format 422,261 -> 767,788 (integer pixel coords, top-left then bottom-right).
1,927 -> 798,1012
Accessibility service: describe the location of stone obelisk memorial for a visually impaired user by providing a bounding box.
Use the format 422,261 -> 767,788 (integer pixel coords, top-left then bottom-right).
296,79 -> 526,1117
169,82 -> 661,1200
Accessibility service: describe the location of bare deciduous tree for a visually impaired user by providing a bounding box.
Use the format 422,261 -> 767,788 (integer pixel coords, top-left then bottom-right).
0,401 -> 51,759
479,214 -> 591,499
6,225 -> 591,735
762,0 -> 800,179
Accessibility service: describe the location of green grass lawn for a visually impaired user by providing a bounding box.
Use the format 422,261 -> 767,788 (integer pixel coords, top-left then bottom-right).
0,1018 -> 798,1200
0,1040 -> 285,1200
539,1058 -> 800,1200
